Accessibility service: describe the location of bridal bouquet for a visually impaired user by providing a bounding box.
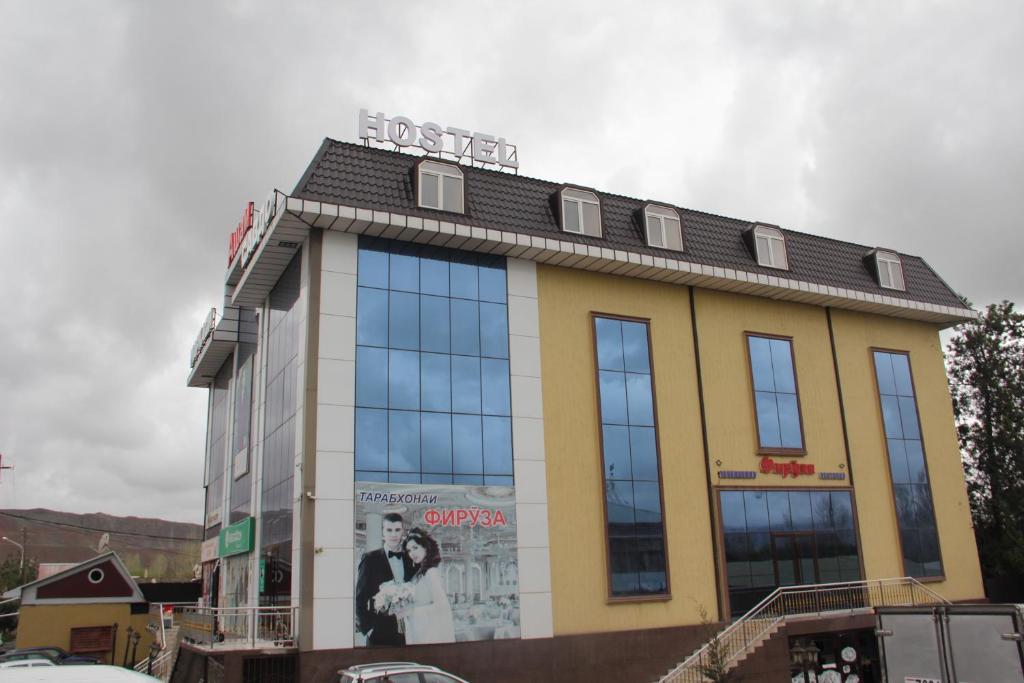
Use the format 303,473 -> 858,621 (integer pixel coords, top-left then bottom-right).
373,580 -> 415,616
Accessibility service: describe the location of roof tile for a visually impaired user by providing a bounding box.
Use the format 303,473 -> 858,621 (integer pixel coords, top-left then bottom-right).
293,140 -> 966,310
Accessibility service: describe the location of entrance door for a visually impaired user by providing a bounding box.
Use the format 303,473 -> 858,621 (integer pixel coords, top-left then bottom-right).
772,532 -> 817,586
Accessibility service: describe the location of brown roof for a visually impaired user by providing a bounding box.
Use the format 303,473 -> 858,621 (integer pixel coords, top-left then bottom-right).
292,139 -> 967,310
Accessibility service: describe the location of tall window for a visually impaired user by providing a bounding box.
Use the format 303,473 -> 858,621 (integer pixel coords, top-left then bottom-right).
873,350 -> 943,578
260,253 -> 302,605
355,238 -> 513,485
229,335 -> 256,525
747,334 -> 804,452
720,489 -> 861,616
593,316 -> 667,597
560,188 -> 602,237
205,358 -> 233,535
753,225 -> 788,270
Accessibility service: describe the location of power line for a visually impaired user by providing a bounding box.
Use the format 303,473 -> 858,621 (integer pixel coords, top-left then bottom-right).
0,511 -> 203,543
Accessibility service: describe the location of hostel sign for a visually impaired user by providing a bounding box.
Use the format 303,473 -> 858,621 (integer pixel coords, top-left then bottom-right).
359,109 -> 519,170
227,191 -> 281,269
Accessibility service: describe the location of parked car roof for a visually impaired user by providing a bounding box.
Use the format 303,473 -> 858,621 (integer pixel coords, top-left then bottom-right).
0,659 -> 58,668
0,647 -> 99,665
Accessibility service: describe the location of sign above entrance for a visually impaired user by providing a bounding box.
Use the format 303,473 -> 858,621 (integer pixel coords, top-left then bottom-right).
759,457 -> 815,479
359,109 -> 519,171
219,517 -> 254,557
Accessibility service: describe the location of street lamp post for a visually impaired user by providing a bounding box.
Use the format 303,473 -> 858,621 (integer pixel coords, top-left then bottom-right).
1,536 -> 25,584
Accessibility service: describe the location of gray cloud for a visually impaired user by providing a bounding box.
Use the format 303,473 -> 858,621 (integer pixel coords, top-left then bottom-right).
1,1 -> 1020,522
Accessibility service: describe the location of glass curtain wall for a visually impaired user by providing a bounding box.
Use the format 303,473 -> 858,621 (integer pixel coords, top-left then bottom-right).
873,350 -> 943,578
205,357 -> 233,540
259,254 -> 302,605
593,316 -> 668,597
354,238 -> 513,485
720,489 -> 861,616
229,333 -> 256,524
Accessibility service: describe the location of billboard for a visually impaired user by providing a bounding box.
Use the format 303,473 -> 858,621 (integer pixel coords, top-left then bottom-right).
354,482 -> 520,647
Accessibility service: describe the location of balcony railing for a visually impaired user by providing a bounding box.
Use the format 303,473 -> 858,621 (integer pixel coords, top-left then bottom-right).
659,577 -> 950,683
177,605 -> 298,650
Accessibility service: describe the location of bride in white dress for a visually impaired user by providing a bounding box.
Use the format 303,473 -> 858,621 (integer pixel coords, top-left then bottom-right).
401,528 -> 456,645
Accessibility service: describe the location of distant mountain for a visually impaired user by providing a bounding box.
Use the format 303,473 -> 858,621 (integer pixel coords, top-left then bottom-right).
0,508 -> 202,581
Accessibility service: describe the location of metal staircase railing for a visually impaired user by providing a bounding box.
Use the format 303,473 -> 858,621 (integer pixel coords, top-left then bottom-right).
659,577 -> 951,683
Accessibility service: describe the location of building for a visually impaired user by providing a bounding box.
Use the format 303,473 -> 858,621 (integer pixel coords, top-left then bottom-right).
186,116 -> 983,682
3,552 -> 159,666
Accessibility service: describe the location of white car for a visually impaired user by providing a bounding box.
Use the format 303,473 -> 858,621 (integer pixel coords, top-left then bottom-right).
0,664 -> 160,680
339,662 -> 470,682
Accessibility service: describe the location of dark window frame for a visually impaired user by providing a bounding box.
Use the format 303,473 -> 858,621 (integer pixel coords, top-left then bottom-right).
713,486 -> 867,618
869,347 -> 945,582
744,332 -> 808,456
590,312 -> 672,603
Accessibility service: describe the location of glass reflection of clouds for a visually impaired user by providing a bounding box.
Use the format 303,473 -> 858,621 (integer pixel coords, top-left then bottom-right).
748,336 -> 803,450
874,351 -> 942,578
594,317 -> 667,597
355,238 -> 513,486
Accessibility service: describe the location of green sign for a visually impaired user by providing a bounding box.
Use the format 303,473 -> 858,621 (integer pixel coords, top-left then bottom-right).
259,557 -> 266,592
218,517 -> 254,557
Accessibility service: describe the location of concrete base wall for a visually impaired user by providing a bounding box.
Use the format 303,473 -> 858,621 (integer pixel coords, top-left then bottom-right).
302,624 -> 712,683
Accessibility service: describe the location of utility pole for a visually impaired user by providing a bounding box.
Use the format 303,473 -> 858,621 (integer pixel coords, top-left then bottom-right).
1,533 -> 25,585
20,528 -> 27,585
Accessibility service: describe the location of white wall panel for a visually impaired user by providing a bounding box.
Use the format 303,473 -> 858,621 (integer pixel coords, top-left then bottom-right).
311,232 -> 358,650
506,258 -> 554,639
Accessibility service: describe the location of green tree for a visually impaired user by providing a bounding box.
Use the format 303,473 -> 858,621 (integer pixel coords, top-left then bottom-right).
0,554 -> 38,593
947,301 -> 1024,577
0,555 -> 38,643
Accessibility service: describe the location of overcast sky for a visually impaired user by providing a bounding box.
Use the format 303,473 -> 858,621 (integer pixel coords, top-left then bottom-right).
1,1 -> 1021,524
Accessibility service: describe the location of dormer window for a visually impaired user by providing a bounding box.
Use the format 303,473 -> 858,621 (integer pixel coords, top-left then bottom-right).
560,187 -> 602,237
753,224 -> 788,270
644,205 -> 683,251
875,250 -> 905,290
417,160 -> 464,213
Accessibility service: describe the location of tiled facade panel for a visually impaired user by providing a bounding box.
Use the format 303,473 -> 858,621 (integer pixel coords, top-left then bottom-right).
313,231 -> 358,649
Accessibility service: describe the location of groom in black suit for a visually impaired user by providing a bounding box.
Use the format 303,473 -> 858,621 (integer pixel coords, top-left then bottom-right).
356,512 -> 414,646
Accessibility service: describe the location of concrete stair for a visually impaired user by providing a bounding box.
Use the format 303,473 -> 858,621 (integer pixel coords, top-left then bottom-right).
653,621 -> 781,683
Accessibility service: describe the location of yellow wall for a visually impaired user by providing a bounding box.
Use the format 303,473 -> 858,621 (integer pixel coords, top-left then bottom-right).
16,603 -> 155,665
537,265 -> 984,636
694,289 -> 850,483
830,309 -> 984,601
537,266 -> 718,635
